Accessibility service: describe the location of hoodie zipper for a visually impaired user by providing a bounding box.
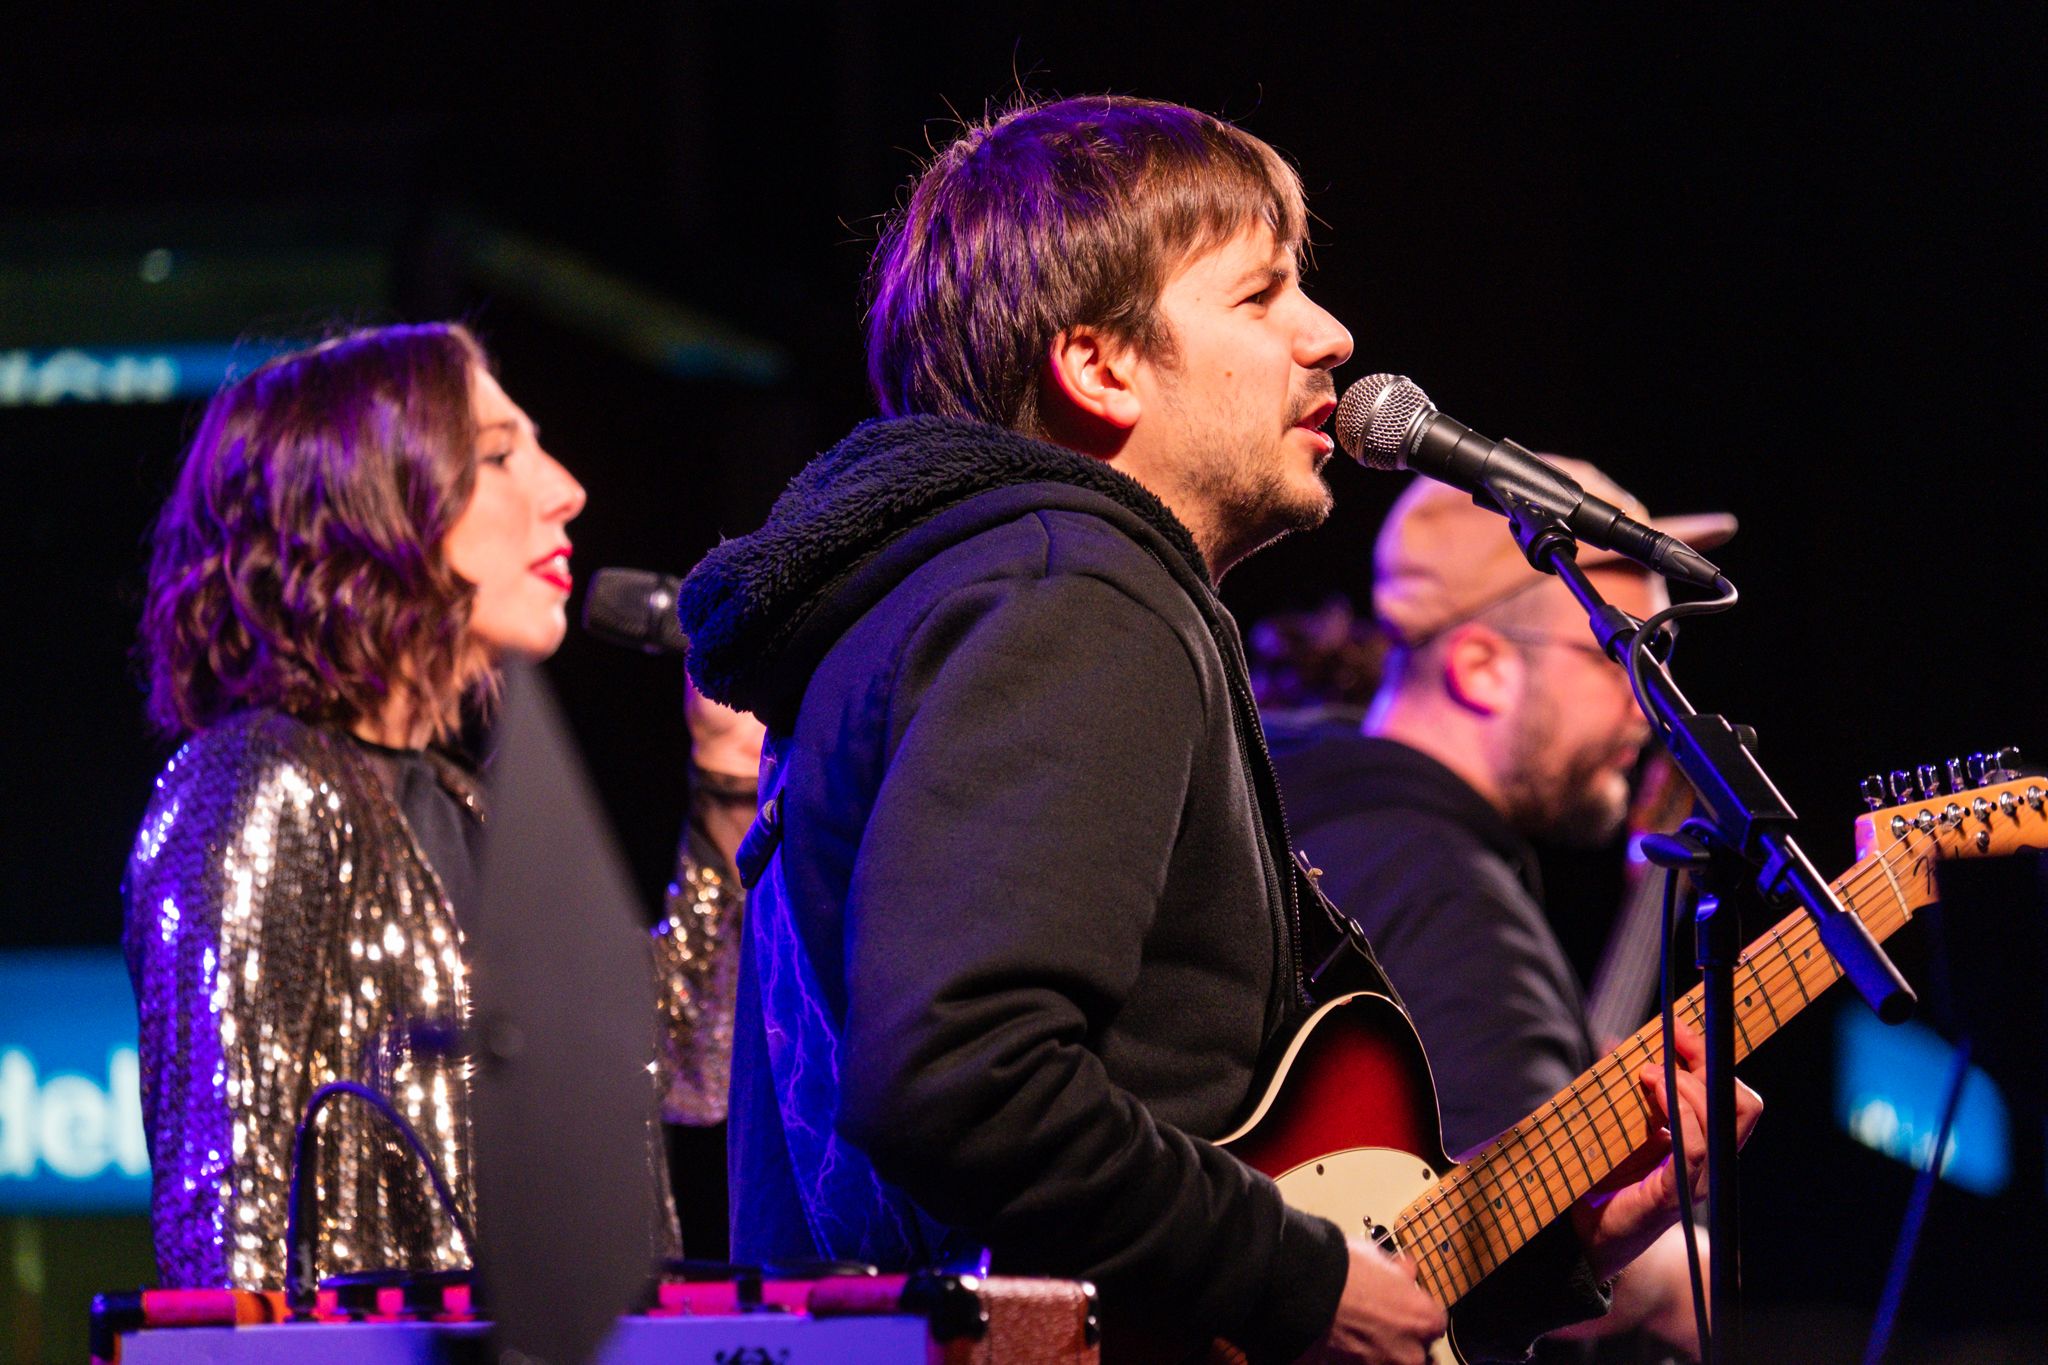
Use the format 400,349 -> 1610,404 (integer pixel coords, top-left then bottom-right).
1219,631 -> 1310,1017
1143,547 -> 1310,1022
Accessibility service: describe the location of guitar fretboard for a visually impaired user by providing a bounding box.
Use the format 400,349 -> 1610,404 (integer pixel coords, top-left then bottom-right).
1390,826 -> 1938,1308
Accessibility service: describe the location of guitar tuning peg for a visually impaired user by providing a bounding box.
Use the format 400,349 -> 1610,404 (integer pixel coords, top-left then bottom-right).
1968,752 -> 1992,786
1946,758 -> 1967,794
1860,776 -> 1890,811
1917,764 -> 1942,800
1890,769 -> 1919,804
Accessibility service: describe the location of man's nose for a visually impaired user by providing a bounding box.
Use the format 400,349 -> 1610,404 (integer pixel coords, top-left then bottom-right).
1298,297 -> 1353,372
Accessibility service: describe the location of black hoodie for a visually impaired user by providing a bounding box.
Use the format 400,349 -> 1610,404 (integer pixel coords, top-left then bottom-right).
680,417 -> 1602,1362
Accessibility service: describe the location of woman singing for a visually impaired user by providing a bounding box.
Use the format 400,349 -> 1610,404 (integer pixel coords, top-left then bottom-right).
124,324 -> 591,1289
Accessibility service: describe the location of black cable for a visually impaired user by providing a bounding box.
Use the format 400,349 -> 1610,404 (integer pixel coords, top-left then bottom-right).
1662,863 -> 1711,1357
1608,569 -> 1734,1357
285,1080 -> 476,1316
1625,575 -> 1740,741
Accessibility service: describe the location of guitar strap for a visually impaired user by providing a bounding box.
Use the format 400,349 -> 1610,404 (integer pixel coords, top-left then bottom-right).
1292,850 -> 1410,1015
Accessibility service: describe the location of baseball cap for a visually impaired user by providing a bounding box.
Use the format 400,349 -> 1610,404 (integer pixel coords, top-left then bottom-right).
1372,456 -> 1737,647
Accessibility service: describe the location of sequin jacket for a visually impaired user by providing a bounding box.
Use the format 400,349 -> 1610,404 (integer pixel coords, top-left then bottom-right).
124,710 -> 479,1289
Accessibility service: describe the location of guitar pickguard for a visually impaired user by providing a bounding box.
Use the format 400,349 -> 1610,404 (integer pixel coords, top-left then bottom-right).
1274,1149 -> 1462,1365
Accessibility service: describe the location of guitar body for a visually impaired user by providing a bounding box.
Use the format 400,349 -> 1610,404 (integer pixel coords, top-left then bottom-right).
1220,991 -> 1446,1177
1218,991 -> 1471,1365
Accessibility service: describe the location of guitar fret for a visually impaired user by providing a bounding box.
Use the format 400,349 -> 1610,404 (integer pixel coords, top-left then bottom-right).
1466,1143 -> 1538,1248
1588,1060 -> 1637,1164
1449,1178 -> 1515,1268
1507,1128 -> 1565,1222
1556,1088 -> 1599,1187
1440,1165 -> 1515,1272
1743,955 -> 1779,1032
1620,1037 -> 1658,1124
1526,1105 -> 1575,1219
1870,837 -> 1912,922
1409,1188 -> 1475,1301
1479,1127 -> 1548,1227
1402,1188 -> 1466,1301
1409,1223 -> 1453,1304
1770,930 -> 1812,1007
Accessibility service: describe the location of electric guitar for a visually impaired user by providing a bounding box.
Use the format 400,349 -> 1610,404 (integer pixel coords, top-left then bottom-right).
1194,772 -> 2048,1365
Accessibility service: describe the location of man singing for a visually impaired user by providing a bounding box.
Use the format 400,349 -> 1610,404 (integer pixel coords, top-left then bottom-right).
678,96 -> 1755,1364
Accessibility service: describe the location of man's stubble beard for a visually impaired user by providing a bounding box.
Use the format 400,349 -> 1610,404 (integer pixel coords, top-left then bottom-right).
1498,673 -> 1633,849
1173,385 -> 1335,566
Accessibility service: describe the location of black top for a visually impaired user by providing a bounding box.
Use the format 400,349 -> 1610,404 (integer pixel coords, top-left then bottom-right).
347,734 -> 485,930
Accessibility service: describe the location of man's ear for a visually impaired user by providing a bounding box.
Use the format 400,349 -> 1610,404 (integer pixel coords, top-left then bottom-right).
1440,626 -> 1521,717
1045,326 -> 1142,432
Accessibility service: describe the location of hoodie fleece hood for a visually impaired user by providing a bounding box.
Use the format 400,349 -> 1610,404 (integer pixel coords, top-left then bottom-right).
678,415 -> 1207,721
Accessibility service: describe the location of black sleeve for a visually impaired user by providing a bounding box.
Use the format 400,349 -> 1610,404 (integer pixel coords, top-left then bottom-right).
834,569 -> 1348,1363
1452,1216 -> 1610,1362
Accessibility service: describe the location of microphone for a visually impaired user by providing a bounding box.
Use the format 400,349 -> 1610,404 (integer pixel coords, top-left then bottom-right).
1334,374 -> 1724,589
583,567 -> 688,655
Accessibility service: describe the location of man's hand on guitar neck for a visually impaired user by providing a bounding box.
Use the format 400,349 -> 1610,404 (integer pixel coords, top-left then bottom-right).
1569,1023 -> 1763,1283
1292,1239 -> 1448,1365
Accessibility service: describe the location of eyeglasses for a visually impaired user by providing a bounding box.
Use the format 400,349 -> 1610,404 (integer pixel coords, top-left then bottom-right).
1494,626 -> 1676,667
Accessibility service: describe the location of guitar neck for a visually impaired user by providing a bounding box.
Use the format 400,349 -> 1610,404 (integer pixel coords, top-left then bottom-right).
1392,825 -> 1939,1309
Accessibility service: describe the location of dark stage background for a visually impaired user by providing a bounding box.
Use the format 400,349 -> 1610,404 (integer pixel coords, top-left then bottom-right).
4,6 -> 2044,1361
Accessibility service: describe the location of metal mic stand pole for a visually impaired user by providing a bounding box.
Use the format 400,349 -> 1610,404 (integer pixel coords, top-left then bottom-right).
1496,512 -> 1915,1365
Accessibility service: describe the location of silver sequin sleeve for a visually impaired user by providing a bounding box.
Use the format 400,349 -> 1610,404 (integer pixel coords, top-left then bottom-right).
651,849 -> 743,1126
123,712 -> 475,1289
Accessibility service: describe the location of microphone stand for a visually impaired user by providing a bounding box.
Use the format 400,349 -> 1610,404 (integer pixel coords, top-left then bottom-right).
1489,498 -> 1915,1365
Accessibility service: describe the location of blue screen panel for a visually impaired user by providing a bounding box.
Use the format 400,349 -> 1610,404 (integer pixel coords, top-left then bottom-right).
0,344 -> 289,406
0,949 -> 150,1213
1834,1001 -> 2010,1197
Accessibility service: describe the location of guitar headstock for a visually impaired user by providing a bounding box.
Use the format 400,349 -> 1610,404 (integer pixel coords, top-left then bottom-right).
1855,748 -> 2048,866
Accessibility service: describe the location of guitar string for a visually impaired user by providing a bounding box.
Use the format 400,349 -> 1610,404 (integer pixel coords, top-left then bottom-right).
1397,831 -> 1911,1273
1389,813 -> 1973,1300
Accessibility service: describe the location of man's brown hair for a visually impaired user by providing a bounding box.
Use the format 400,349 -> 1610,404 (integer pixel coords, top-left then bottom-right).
866,95 -> 1309,433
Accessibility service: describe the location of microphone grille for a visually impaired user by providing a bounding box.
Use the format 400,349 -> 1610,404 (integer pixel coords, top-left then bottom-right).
1334,373 -> 1434,470
583,567 -> 688,655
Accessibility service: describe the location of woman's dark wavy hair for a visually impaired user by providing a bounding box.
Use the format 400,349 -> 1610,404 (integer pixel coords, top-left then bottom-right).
867,94 -> 1309,433
140,323 -> 488,739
